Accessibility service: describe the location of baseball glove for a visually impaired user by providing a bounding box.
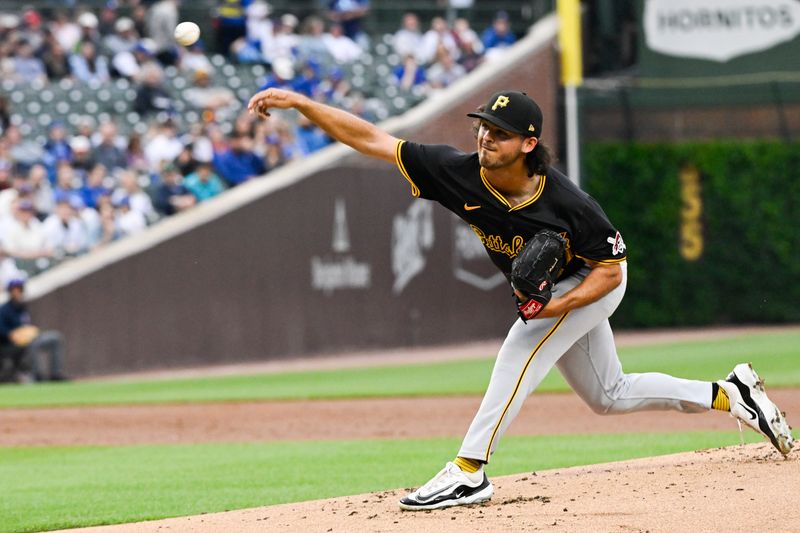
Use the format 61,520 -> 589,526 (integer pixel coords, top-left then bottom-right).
510,229 -> 567,321
10,325 -> 40,347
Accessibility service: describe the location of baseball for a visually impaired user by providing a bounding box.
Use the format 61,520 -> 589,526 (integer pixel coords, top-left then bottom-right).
174,21 -> 200,46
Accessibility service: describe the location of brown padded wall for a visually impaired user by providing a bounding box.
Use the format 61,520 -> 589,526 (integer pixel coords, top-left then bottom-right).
30,44 -> 559,376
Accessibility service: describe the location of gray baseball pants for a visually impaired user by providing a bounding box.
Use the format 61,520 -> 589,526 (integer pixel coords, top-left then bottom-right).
458,263 -> 712,463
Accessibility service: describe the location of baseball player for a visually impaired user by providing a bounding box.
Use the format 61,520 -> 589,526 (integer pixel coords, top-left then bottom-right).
248,88 -> 794,511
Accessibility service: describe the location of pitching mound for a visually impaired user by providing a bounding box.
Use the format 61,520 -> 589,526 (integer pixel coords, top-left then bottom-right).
68,443 -> 798,532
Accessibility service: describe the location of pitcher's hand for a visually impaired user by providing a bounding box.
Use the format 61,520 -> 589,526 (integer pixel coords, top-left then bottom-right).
247,89 -> 306,119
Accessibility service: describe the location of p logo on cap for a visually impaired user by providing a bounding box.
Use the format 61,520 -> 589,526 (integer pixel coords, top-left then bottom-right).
492,95 -> 510,111
467,90 -> 544,138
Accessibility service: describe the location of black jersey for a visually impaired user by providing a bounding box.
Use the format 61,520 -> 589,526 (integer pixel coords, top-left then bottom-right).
395,140 -> 627,277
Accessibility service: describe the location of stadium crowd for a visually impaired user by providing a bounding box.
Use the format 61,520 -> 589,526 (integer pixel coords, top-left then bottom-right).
0,0 -> 517,285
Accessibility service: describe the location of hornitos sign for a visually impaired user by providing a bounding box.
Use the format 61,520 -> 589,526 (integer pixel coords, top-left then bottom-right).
644,0 -> 800,62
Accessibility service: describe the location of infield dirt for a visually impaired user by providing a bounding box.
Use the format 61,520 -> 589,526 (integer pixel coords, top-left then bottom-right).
64,443 -> 799,533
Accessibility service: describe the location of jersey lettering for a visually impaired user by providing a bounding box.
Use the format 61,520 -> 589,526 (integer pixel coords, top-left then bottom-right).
491,95 -> 510,111
470,225 -> 524,258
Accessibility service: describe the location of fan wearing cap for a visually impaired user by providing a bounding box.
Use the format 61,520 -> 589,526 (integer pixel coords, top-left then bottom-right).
0,279 -> 67,382
247,87 -> 788,509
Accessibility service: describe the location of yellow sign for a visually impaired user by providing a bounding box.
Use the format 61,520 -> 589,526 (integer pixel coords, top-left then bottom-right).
679,165 -> 703,261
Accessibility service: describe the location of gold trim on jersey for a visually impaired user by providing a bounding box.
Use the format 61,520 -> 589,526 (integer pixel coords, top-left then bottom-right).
574,255 -> 628,265
483,312 -> 570,462
479,168 -> 546,211
394,140 -> 420,198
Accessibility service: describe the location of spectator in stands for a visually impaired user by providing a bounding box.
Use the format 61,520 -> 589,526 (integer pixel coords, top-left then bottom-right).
481,11 -> 516,54
146,0 -> 179,65
93,121 -> 127,172
314,67 -> 351,104
258,56 -> 296,91
0,250 -> 23,296
291,60 -> 322,97
453,17 -> 484,72
113,170 -> 156,223
43,194 -> 89,258
295,114 -> 331,155
296,16 -> 332,64
184,123 -> 215,166
53,161 -> 82,206
393,13 -> 422,59
215,0 -> 248,56
40,33 -> 71,81
182,69 -> 237,121
0,279 -> 67,383
79,163 -> 111,209
0,174 -> 28,221
144,120 -> 184,172
213,132 -> 266,186
69,136 -> 95,175
131,5 -> 148,40
125,133 -> 148,175
75,115 -> 96,140
51,10 -> 81,53
76,11 -> 102,50
323,23 -> 362,64
394,54 -> 426,91
0,160 -> 11,194
42,121 -> 71,178
244,1 -> 274,64
418,17 -> 459,65
97,4 -> 118,37
134,62 -> 174,116
0,96 -> 10,132
3,200 -> 53,273
154,164 -> 195,216
103,17 -> 138,57
327,0 -> 370,49
179,40 -> 214,76
20,9 -> 45,51
268,14 -> 299,65
92,195 -> 117,248
13,39 -> 47,84
5,125 -> 43,170
114,196 -> 147,237
426,48 -> 466,89
174,143 -> 199,177
28,164 -> 54,217
261,134 -> 286,169
113,38 -> 156,80
183,161 -> 226,202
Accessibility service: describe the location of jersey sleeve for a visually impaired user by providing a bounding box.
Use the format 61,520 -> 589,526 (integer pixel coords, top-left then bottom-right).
570,196 -> 627,264
394,140 -> 464,201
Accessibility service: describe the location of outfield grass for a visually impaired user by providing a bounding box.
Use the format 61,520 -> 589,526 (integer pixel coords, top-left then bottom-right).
0,430 -> 765,533
0,330 -> 797,408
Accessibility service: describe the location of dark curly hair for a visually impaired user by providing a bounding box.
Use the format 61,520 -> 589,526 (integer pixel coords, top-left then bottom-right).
471,105 -> 553,177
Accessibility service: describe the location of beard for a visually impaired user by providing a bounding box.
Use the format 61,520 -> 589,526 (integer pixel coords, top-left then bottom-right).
478,146 -> 519,169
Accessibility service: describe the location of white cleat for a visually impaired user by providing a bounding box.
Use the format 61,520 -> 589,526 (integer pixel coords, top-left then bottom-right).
718,363 -> 794,455
399,462 -> 493,511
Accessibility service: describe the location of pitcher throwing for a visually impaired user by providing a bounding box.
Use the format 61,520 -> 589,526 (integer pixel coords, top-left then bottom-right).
248,88 -> 794,511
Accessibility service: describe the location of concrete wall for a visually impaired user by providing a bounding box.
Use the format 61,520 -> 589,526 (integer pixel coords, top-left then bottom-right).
29,24 -> 560,376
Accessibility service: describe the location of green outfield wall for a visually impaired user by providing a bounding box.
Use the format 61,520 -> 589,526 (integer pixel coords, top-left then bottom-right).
584,140 -> 800,328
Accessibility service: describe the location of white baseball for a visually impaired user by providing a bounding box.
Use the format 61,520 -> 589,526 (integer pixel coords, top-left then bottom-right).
174,21 -> 200,46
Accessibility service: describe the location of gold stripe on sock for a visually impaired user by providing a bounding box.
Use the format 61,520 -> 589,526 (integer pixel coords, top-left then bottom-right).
712,386 -> 730,412
453,457 -> 482,473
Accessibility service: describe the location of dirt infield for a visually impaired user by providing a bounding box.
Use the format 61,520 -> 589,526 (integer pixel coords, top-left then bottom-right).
3,390 -> 800,446
10,325 -> 799,531
66,443 -> 799,533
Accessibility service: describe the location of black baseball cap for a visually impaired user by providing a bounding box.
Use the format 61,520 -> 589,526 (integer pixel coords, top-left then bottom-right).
467,90 -> 543,138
